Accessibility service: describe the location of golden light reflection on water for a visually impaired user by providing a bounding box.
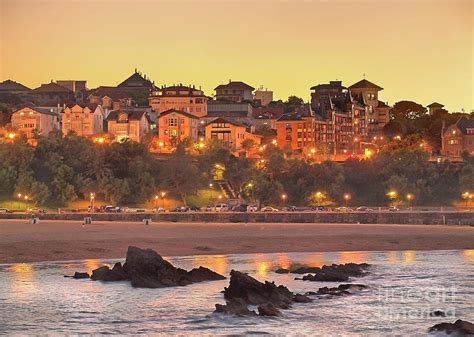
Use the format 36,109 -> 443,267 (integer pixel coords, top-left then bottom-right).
337,251 -> 368,264
403,250 -> 416,264
6,263 -> 33,273
276,254 -> 291,270
191,255 -> 228,276
6,263 -> 35,299
462,249 -> 474,263
387,251 -> 399,264
81,259 -> 103,273
254,254 -> 270,278
301,253 -> 326,268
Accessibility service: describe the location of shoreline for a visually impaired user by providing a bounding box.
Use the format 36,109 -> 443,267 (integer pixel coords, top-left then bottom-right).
1,220 -> 473,264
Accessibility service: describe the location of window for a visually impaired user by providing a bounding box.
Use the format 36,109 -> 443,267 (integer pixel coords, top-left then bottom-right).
367,93 -> 376,100
448,139 -> 459,145
467,128 -> 474,134
169,118 -> 177,126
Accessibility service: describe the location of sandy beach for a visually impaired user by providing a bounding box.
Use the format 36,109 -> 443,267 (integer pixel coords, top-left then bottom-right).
0,220 -> 473,263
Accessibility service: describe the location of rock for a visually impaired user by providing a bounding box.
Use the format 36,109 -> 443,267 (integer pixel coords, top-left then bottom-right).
187,266 -> 227,282
293,294 -> 313,303
428,319 -> 474,335
275,268 -> 289,274
429,310 -> 446,317
258,303 -> 281,316
215,298 -> 257,316
224,270 -> 293,308
316,283 -> 368,296
72,272 -> 90,279
298,263 -> 370,282
86,246 -> 225,288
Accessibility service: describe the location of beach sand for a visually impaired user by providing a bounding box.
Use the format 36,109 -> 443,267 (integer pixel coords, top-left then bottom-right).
0,220 -> 473,263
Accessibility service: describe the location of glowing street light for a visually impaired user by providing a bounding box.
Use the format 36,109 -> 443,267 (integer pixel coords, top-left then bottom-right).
160,191 -> 166,208
271,139 -> 277,145
343,193 -> 351,206
7,133 -> 16,140
89,192 -> 95,212
310,148 -> 316,154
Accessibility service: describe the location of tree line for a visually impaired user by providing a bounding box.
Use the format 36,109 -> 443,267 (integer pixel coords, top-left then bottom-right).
0,131 -> 473,207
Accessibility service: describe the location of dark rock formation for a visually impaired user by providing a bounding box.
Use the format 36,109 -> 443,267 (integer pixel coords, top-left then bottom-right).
215,270 -> 311,317
428,319 -> 474,335
316,284 -> 368,296
429,310 -> 446,317
71,246 -> 225,288
72,272 -> 90,279
295,263 -> 370,282
275,268 -> 289,274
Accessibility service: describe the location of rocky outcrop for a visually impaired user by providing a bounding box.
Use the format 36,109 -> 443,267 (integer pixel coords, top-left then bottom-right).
72,272 -> 90,279
215,270 -> 311,317
69,246 -> 225,288
428,319 -> 474,336
277,263 -> 370,282
316,284 -> 368,296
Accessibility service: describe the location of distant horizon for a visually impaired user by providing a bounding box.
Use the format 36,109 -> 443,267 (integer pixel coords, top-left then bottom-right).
1,0 -> 473,112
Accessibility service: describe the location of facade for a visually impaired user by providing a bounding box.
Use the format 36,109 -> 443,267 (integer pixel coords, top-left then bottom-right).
149,85 -> 208,117
348,79 -> 390,132
214,81 -> 254,102
206,100 -> 253,121
205,117 -> 261,151
11,105 -> 59,142
87,86 -> 132,110
157,109 -> 199,147
441,117 -> 474,160
254,87 -> 273,106
427,102 -> 444,115
30,82 -> 75,106
253,107 -> 284,130
61,103 -> 105,136
106,110 -> 150,142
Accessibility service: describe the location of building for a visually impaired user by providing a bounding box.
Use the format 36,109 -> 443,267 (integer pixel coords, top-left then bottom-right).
206,100 -> 253,121
441,117 -> 474,160
105,110 -> 150,143
214,81 -> 254,102
348,79 -> 390,132
61,103 -> 105,136
276,112 -> 318,154
0,79 -> 31,96
205,117 -> 261,152
30,82 -> 75,106
10,105 -> 59,142
157,109 -> 199,148
149,85 -> 208,117
252,107 -> 284,130
87,86 -> 132,111
117,69 -> 155,96
56,80 -> 87,103
427,102 -> 445,115
254,87 -> 273,106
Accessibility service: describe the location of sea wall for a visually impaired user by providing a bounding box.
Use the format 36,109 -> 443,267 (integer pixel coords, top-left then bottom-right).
1,212 -> 473,225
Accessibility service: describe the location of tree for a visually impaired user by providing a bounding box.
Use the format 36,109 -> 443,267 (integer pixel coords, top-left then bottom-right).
283,96 -> 304,114
392,101 -> 427,120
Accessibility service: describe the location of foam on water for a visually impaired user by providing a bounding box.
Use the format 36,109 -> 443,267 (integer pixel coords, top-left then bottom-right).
0,250 -> 473,335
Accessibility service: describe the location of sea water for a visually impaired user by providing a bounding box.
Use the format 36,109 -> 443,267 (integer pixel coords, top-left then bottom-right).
0,250 -> 473,335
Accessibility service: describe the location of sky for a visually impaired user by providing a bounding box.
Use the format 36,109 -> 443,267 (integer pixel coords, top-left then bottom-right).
0,0 -> 473,112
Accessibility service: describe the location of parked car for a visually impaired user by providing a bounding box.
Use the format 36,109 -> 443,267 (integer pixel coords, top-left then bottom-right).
356,206 -> 374,212
261,206 -> 279,212
286,206 -> 297,212
27,208 -> 46,214
232,204 -> 248,212
214,204 -> 229,212
0,208 -> 13,213
388,206 -> 400,212
201,205 -> 214,212
247,204 -> 258,212
135,209 -> 146,213
102,205 -> 119,213
171,206 -> 189,212
153,207 -> 166,213
311,205 -> 327,212
189,206 -> 201,212
335,207 -> 351,212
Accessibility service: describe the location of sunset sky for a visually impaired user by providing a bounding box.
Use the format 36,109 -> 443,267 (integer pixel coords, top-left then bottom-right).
1,0 -> 472,112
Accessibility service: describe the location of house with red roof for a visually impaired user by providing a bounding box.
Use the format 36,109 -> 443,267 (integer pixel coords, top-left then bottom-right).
30,82 -> 75,106
214,81 -> 255,103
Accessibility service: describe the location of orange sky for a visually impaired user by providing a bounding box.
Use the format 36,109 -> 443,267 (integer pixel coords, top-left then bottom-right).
1,0 -> 472,112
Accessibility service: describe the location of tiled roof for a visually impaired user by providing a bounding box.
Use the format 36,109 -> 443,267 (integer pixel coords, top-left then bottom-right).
158,109 -> 199,119
310,81 -> 346,90
14,105 -> 59,116
106,110 -> 146,121
456,117 -> 474,135
427,102 -> 444,108
277,113 -> 304,121
214,81 -> 255,91
32,82 -> 72,93
117,71 -> 153,88
377,100 -> 391,108
253,107 -> 284,119
348,79 -> 383,91
207,117 -> 245,127
0,79 -> 31,91
64,103 -> 99,111
88,86 -> 130,100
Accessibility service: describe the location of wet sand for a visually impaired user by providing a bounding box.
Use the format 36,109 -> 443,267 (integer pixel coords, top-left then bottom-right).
0,220 -> 473,263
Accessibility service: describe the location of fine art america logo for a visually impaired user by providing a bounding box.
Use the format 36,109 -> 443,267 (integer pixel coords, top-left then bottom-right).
377,285 -> 457,321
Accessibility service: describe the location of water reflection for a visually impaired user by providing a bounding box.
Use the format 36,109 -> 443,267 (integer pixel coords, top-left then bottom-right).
6,263 -> 35,300
462,249 -> 474,263
254,254 -> 270,278
403,250 -> 416,264
191,255 -> 228,276
81,259 -> 104,273
386,251 -> 398,264
337,251 -> 368,264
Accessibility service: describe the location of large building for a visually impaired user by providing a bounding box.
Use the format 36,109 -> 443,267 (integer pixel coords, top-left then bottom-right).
61,103 -> 105,136
157,109 -> 199,148
254,87 -> 273,106
427,102 -> 445,115
117,69 -> 155,95
149,85 -> 208,117
214,81 -> 254,102
105,110 -> 150,143
348,79 -> 390,132
441,117 -> 474,160
205,117 -> 261,152
87,86 -> 132,111
30,82 -> 75,106
10,105 -> 59,143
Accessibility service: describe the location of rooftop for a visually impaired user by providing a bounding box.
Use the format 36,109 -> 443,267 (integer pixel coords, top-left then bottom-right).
158,109 -> 199,119
32,82 -> 72,93
0,79 -> 31,91
348,79 -> 383,91
214,81 -> 255,91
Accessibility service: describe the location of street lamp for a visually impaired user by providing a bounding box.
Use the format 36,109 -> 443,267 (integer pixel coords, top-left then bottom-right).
154,195 -> 159,209
89,192 -> 95,212
343,193 -> 351,207
24,195 -> 29,211
387,190 -> 397,206
406,193 -> 414,209
248,183 -> 254,201
281,193 -> 287,206
160,191 -> 166,208
209,183 -> 214,201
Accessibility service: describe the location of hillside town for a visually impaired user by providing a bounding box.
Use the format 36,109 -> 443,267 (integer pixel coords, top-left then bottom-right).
1,70 -> 473,161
